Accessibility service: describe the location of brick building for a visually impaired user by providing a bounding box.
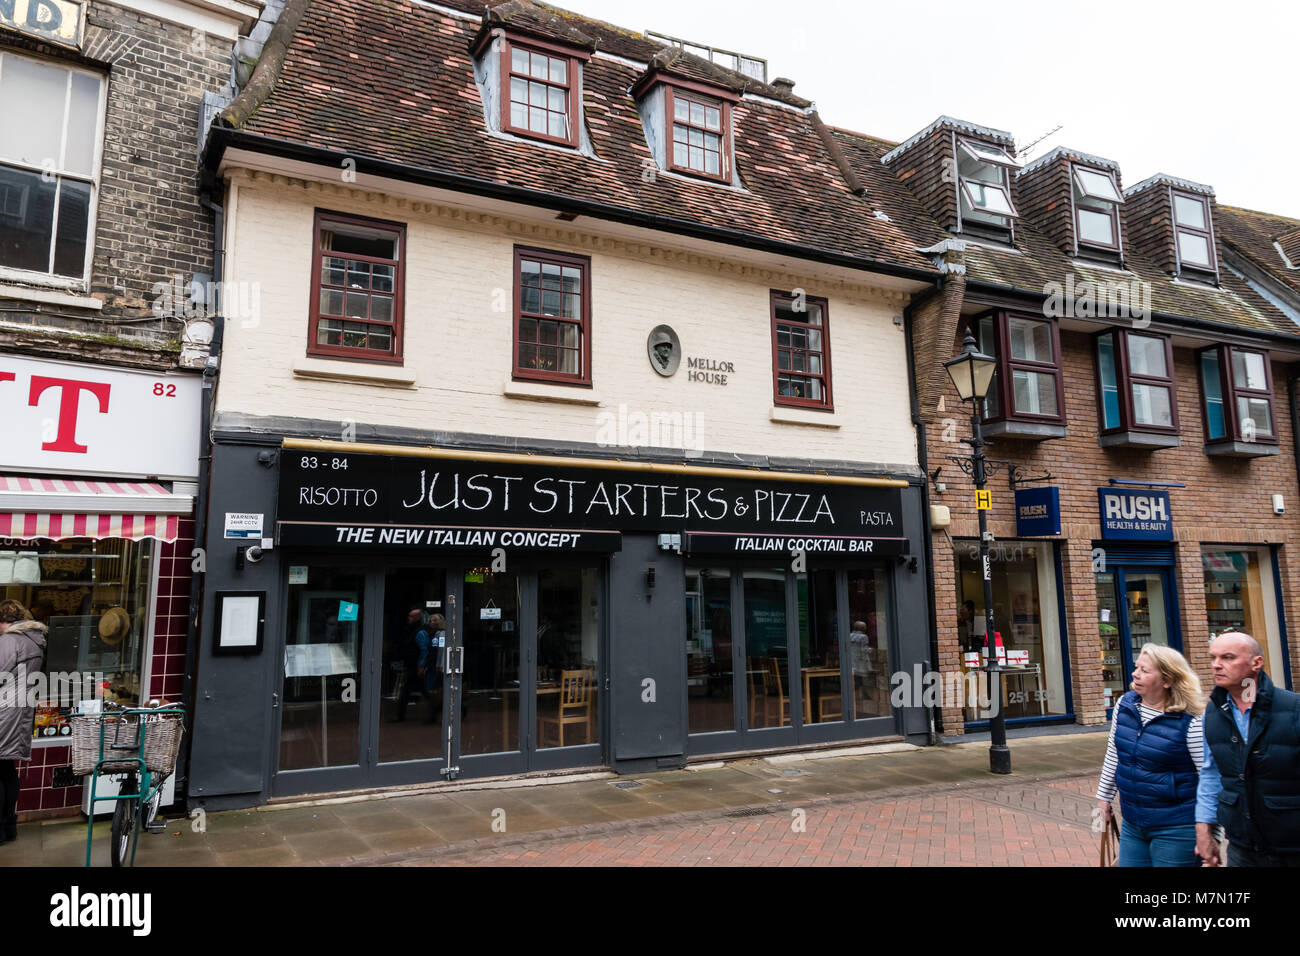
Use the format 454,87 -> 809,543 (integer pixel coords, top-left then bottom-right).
0,0 -> 259,819
833,118 -> 1300,735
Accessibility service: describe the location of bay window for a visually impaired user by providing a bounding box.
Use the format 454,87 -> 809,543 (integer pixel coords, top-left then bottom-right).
974,310 -> 1065,437
1094,329 -> 1178,447
1199,345 -> 1277,456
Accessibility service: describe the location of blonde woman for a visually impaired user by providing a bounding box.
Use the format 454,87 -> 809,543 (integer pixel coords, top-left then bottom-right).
1095,644 -> 1206,866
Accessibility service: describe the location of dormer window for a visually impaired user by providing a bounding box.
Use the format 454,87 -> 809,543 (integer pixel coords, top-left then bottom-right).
503,37 -> 580,147
1173,191 -> 1216,274
1073,165 -> 1123,252
631,68 -> 738,185
957,139 -> 1018,234
667,86 -> 731,181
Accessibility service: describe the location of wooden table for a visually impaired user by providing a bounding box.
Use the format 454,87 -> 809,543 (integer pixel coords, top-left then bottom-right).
802,666 -> 841,724
499,683 -> 561,747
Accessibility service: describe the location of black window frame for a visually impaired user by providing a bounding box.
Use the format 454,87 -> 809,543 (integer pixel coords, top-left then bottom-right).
1093,329 -> 1179,436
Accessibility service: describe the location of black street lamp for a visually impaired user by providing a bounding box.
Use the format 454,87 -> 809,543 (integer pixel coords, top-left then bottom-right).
943,327 -> 1011,775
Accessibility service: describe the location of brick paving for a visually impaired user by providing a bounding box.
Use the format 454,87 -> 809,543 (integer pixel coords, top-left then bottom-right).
387,772 -> 1102,867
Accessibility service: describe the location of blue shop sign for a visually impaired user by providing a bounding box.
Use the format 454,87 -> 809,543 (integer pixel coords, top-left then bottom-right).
1015,486 -> 1061,536
1098,488 -> 1173,540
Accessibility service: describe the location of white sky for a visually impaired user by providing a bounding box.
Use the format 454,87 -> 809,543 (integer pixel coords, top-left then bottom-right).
572,0 -> 1300,219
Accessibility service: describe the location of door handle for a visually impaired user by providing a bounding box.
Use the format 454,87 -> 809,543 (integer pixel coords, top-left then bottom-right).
448,647 -> 464,675
272,692 -> 279,708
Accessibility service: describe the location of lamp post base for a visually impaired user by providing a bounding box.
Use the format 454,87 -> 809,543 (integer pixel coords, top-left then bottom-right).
989,744 -> 1012,775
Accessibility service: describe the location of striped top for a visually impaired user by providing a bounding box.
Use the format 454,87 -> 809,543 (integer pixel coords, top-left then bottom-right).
1096,700 -> 1204,803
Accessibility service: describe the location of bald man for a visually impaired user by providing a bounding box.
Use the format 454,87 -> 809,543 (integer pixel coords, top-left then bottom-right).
1195,632 -> 1300,867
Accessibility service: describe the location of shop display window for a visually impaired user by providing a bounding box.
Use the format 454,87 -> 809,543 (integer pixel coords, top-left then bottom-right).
1202,547 -> 1284,681
955,539 -> 1068,721
0,538 -> 153,738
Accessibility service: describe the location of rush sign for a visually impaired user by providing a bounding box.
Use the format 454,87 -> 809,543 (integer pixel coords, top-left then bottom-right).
1098,488 -> 1173,541
0,356 -> 199,479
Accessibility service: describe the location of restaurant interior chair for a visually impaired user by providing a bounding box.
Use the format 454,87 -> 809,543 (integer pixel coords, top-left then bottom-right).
539,668 -> 593,747
762,658 -> 791,727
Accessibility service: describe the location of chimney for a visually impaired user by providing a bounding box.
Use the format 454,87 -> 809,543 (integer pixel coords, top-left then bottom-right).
1017,146 -> 1125,264
771,76 -> 796,94
1123,174 -> 1219,281
882,116 -> 1019,240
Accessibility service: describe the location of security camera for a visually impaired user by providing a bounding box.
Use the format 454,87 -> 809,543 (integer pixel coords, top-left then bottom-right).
246,545 -> 265,564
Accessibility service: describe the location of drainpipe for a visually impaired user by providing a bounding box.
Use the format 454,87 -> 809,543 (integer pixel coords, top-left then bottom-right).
904,293 -> 942,744
1290,364 -> 1300,536
177,182 -> 224,810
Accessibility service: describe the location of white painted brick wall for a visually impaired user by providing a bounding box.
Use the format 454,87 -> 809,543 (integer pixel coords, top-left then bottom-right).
217,179 -> 919,469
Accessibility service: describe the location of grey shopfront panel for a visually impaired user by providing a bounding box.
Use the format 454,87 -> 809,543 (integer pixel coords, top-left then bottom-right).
609,534 -> 686,766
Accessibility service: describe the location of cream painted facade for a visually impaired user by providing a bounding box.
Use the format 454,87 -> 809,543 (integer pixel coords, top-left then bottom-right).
216,167 -> 920,471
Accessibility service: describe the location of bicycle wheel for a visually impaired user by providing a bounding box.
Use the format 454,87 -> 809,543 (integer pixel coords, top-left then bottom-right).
110,775 -> 136,868
142,778 -> 164,832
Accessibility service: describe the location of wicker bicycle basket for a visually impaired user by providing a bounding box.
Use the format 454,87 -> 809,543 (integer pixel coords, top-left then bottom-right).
70,712 -> 184,777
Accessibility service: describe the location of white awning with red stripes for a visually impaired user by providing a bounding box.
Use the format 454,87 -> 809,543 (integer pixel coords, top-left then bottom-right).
0,475 -> 193,543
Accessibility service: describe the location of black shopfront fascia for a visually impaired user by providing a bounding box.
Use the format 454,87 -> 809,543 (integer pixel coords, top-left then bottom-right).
275,448 -> 910,556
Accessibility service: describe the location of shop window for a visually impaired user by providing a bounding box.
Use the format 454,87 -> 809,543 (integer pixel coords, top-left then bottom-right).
280,565 -> 365,770
513,246 -> 591,385
1202,547 -> 1284,680
771,290 -> 833,410
974,310 -> 1065,434
685,566 -> 734,734
308,211 -> 405,364
955,539 -> 1068,722
1198,345 -> 1276,452
847,568 -> 890,719
502,38 -> 580,147
2,538 -> 153,739
536,566 -> 600,749
0,52 -> 104,286
744,568 -> 790,729
666,85 -> 732,182
1094,329 -> 1178,444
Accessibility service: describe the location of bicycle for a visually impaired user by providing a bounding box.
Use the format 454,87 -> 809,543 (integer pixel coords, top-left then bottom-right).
71,699 -> 185,867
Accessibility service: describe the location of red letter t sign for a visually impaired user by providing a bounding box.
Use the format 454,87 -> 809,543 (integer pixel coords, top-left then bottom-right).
28,376 -> 112,453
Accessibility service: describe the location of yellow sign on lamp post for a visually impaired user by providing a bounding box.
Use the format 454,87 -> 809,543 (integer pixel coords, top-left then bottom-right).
976,490 -> 992,510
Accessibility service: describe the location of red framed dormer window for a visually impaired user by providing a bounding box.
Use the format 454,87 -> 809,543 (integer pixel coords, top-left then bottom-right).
501,35 -> 588,148
665,82 -> 735,183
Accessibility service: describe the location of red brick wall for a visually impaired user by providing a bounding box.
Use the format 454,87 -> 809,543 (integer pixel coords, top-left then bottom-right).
17,521 -> 194,820
926,325 -> 1300,734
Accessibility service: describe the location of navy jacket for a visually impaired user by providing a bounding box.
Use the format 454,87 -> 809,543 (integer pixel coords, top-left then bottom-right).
1113,690 -> 1198,828
1204,671 -> 1300,853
